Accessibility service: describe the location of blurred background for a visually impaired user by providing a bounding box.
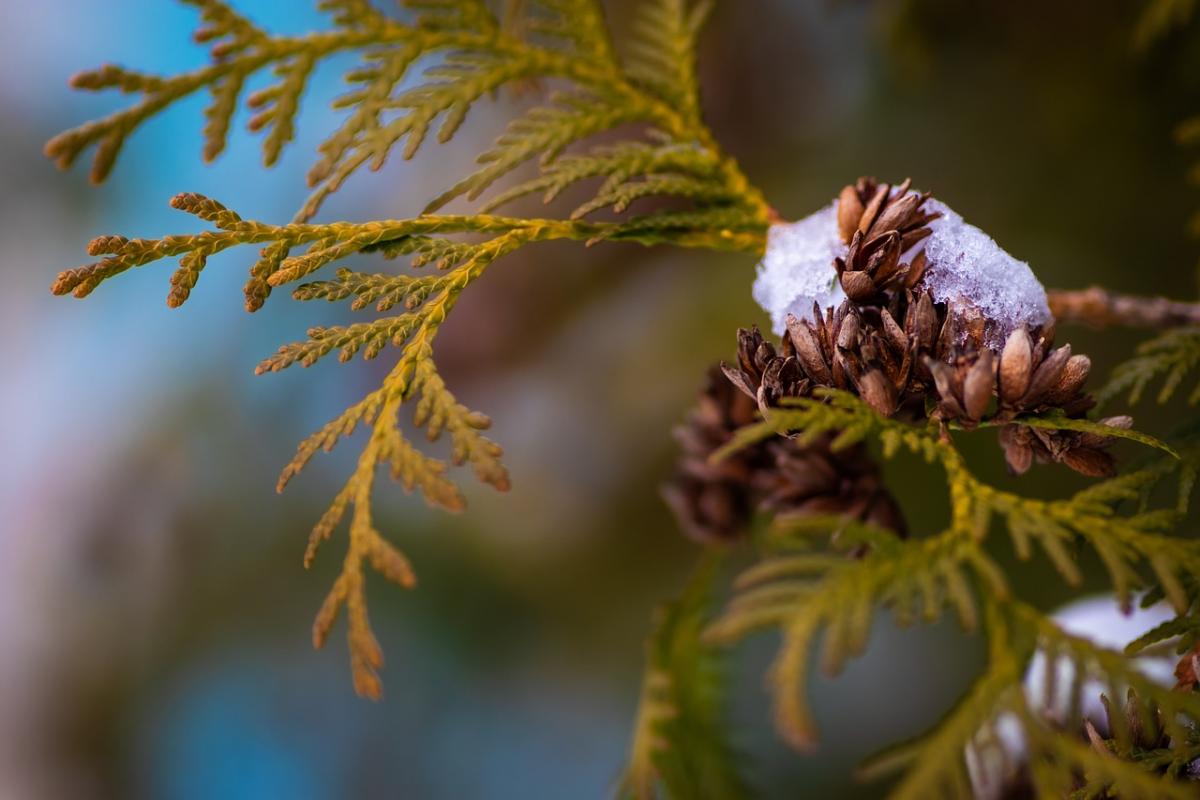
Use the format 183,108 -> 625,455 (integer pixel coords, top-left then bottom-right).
3,1 -> 1200,797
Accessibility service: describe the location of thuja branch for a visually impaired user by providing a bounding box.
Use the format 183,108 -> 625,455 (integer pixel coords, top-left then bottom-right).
47,0 -> 774,697
703,390 -> 1199,796
1048,286 -> 1200,330
51,193 -> 765,305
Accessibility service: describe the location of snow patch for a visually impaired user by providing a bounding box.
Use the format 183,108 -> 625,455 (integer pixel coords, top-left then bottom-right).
751,203 -> 846,334
752,193 -> 1053,350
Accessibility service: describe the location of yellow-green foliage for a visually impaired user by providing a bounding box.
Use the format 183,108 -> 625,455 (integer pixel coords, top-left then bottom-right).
703,390 -> 1200,798
48,0 -> 771,698
619,552 -> 751,800
1099,327 -> 1200,408
47,1 -> 1200,796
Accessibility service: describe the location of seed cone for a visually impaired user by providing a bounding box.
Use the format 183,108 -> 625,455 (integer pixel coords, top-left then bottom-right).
720,177 -> 1130,480
669,176 -> 1137,543
723,290 -> 952,420
662,367 -> 905,543
834,177 -> 939,303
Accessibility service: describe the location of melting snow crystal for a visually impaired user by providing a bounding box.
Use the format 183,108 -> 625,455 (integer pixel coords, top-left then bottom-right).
751,203 -> 847,335
752,193 -> 1053,350
919,199 -> 1053,349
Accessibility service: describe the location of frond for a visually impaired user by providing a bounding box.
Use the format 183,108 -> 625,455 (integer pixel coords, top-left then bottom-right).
623,0 -> 714,126
292,268 -> 441,312
478,139 -> 719,212
527,0 -> 615,63
620,552 -> 751,800
45,0 -> 379,182
706,517 -> 1004,750
247,51 -> 318,167
1097,327 -> 1200,407
424,90 -> 658,212
712,389 -> 946,464
982,465 -> 1198,612
44,3 -> 1200,794
867,600 -> 1200,800
256,314 -> 424,370
707,388 -> 1200,795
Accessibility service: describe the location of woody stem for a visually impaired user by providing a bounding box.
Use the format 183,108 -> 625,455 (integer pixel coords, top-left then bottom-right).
1047,286 -> 1200,330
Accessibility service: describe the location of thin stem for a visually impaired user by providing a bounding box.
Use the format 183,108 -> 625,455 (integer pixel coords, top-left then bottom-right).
1047,286 -> 1200,330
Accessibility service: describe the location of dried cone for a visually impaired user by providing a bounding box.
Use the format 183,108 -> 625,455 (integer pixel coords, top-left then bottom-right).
919,325 -> 1125,477
723,288 -> 958,422
682,175 -> 1140,548
662,367 -> 905,543
997,416 -> 1131,478
834,178 -> 939,303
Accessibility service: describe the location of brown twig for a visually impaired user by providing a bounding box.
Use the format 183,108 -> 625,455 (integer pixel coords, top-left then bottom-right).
1047,286 -> 1200,330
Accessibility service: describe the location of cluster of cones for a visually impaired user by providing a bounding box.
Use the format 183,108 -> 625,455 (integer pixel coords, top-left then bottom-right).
665,178 -> 1130,543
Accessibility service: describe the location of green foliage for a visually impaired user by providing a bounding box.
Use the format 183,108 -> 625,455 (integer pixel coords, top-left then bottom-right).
48,0 -> 770,697
1098,327 -> 1200,408
49,2 -> 1200,796
705,391 -> 1200,798
619,552 -> 751,800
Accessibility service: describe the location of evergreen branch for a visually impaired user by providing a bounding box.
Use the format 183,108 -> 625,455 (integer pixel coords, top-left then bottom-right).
32,2 -> 883,731
45,4 -> 413,182
256,313 -> 424,371
705,515 -> 1004,749
527,0 -> 615,63
308,408 -> 418,700
478,139 -> 720,212
711,389 -> 947,464
1011,600 -> 1200,749
620,551 -> 751,800
979,465 -> 1200,613
857,596 -> 1200,799
1049,731 -> 1198,800
423,90 -> 661,213
708,390 -> 1200,794
623,0 -> 713,127
1126,613 -> 1200,656
1097,327 -> 1200,407
50,193 -> 763,304
570,173 -> 739,219
292,234 -> 515,694
293,268 -> 441,311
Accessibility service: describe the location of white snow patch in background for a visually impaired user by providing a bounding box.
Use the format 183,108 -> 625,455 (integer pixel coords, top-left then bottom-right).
751,204 -> 847,334
752,193 -> 1053,349
966,596 -> 1178,800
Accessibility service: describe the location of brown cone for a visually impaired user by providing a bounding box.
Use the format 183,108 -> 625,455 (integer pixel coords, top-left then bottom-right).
662,367 -> 906,543
673,176 -> 1138,545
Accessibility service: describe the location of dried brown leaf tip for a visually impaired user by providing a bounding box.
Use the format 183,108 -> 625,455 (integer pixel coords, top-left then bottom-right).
662,367 -> 905,543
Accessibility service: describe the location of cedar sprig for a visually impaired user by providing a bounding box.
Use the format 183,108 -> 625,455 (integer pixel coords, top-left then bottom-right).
861,600 -> 1200,800
49,0 -> 771,698
292,268 -> 442,312
1098,326 -> 1200,407
619,552 -> 751,800
702,390 -> 1199,797
51,0 -> 772,695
